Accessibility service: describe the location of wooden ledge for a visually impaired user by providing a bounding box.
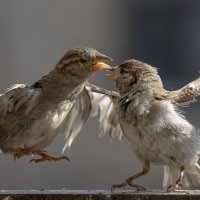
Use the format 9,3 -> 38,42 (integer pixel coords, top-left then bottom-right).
0,190 -> 200,200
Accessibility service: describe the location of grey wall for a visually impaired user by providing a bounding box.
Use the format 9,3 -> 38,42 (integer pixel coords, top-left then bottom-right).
0,0 -> 200,190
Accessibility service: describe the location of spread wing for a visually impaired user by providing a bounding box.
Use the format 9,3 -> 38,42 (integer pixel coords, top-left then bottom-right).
61,86 -> 92,153
0,84 -> 40,120
62,83 -> 123,153
86,83 -> 123,140
167,77 -> 200,106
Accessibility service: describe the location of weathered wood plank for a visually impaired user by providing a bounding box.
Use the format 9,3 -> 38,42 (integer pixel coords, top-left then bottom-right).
0,190 -> 200,200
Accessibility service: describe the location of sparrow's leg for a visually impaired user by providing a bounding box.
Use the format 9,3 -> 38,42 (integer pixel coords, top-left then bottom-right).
29,150 -> 69,163
167,166 -> 184,192
13,148 -> 34,160
13,148 -> 69,163
111,161 -> 150,191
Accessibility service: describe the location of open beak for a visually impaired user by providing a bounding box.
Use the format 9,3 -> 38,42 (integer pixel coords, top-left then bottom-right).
106,68 -> 120,80
90,53 -> 113,71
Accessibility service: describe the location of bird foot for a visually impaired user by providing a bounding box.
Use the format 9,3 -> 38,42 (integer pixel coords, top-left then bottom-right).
29,151 -> 69,164
13,148 -> 34,160
111,180 -> 147,192
167,181 -> 183,192
13,148 -> 69,163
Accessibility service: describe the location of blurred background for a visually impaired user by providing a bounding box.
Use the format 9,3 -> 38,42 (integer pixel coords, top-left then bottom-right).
0,0 -> 200,190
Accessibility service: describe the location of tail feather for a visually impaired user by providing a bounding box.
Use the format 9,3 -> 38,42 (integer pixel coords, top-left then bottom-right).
183,163 -> 200,188
163,164 -> 200,189
163,166 -> 180,189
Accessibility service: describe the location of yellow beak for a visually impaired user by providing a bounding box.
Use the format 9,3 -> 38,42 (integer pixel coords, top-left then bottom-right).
106,69 -> 120,80
90,61 -> 112,71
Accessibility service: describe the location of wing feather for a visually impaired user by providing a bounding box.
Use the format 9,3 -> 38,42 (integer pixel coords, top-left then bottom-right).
0,83 -> 40,120
61,83 -> 123,153
86,83 -> 123,140
167,77 -> 200,106
62,87 -> 92,153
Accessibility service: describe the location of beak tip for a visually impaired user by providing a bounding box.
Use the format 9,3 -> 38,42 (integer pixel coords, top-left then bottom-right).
106,67 -> 114,71
105,56 -> 113,62
104,56 -> 112,62
95,54 -> 113,62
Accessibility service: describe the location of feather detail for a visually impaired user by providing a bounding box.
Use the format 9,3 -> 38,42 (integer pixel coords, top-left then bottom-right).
167,77 -> 200,106
62,83 -> 122,153
62,87 -> 92,153
0,84 -> 40,117
86,83 -> 123,140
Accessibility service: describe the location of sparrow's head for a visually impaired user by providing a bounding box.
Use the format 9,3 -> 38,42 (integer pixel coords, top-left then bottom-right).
56,47 -> 112,81
108,59 -> 163,94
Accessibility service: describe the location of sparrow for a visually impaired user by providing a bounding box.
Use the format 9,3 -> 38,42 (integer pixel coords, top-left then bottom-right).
0,47 -> 112,163
88,59 -> 200,191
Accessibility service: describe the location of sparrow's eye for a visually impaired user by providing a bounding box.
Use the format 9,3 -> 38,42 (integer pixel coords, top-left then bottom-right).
119,67 -> 128,74
80,58 -> 87,64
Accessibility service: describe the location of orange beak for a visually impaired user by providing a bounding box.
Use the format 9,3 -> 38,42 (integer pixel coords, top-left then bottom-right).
106,68 -> 120,80
90,53 -> 112,71
91,61 -> 112,71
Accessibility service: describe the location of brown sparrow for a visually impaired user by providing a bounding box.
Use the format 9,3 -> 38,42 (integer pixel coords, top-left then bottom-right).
0,47 -> 112,163
90,59 -> 200,191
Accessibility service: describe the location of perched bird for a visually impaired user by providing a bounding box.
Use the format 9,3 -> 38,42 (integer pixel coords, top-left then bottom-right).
0,47 -> 112,163
88,59 -> 200,191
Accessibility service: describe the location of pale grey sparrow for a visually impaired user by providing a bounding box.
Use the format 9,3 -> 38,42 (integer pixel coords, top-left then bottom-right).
90,60 -> 200,191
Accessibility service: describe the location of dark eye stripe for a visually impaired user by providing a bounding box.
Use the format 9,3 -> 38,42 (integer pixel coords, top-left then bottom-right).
119,67 -> 128,73
80,58 -> 87,63
31,81 -> 43,89
130,77 -> 137,85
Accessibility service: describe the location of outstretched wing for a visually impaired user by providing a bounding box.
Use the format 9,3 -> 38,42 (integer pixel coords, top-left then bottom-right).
61,86 -> 92,153
167,77 -> 200,106
62,83 -> 123,153
0,83 -> 40,119
86,83 -> 123,140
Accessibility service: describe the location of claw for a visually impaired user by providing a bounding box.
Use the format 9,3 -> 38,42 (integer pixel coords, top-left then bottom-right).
29,153 -> 70,164
167,166 -> 184,192
167,181 -> 183,192
111,181 -> 147,192
128,182 -> 147,191
111,184 -> 125,192
111,163 -> 150,192
13,148 -> 31,160
12,148 -> 69,164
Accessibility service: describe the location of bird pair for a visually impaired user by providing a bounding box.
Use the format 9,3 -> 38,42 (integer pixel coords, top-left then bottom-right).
0,47 -> 200,191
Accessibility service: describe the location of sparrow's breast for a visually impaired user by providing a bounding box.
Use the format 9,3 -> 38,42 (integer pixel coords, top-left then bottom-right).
0,98 -> 74,153
23,99 -> 74,150
119,99 -> 199,166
